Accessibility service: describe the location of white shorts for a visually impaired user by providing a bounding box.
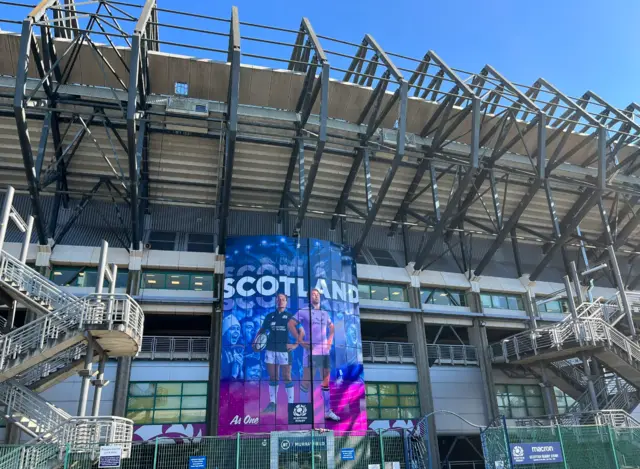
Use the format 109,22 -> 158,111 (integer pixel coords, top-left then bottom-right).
265,350 -> 289,365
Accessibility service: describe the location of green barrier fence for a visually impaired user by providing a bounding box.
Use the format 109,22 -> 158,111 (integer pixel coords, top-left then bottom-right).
0,430 -> 420,469
481,421 -> 640,469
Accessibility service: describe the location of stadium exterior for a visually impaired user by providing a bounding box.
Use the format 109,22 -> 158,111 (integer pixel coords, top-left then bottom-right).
1,0 -> 640,467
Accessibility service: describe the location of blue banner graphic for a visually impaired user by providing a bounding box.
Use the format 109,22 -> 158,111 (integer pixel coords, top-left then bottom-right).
219,236 -> 366,434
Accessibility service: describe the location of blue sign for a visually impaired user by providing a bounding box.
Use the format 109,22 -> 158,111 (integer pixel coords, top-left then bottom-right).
341,448 -> 355,460
189,456 -> 207,469
510,442 -> 563,465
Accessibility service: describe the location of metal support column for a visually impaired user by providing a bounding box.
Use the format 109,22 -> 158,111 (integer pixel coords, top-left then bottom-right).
0,185 -> 15,252
95,240 -> 108,295
582,354 -> 599,411
569,261 -> 584,304
92,355 -> 107,416
564,276 -> 578,320
607,245 -> 635,336
77,337 -> 95,417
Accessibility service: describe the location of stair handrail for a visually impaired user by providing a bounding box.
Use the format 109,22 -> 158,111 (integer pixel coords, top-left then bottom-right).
0,250 -> 77,310
491,306 -> 640,364
549,359 -> 588,388
15,342 -> 87,388
0,293 -> 144,376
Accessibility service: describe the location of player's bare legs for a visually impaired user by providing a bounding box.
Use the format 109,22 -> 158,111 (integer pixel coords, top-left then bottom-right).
322,365 -> 339,421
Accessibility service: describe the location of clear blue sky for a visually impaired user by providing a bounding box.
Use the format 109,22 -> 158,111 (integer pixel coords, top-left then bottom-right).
206,0 -> 640,108
2,0 -> 638,108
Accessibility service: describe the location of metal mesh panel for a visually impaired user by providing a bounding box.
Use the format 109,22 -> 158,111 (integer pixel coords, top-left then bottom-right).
54,431 -> 413,469
480,421 -> 640,469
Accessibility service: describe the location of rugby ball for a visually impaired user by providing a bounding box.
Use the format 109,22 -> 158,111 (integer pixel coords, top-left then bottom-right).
253,333 -> 268,352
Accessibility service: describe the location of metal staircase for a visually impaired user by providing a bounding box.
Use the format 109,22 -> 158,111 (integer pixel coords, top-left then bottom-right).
0,250 -> 78,315
0,247 -> 143,468
492,296 -> 640,424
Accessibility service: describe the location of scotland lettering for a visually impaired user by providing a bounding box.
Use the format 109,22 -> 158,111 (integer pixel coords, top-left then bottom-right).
224,276 -> 359,303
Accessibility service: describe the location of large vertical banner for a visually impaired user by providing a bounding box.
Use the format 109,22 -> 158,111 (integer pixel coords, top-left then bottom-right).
219,236 -> 366,434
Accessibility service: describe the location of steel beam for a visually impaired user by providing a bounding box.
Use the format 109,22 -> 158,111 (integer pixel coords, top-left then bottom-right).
354,80 -> 408,253
14,20 -> 48,244
294,62 -> 329,234
414,97 -> 481,269
529,190 -> 600,281
217,6 -> 240,252
279,18 -> 328,234
474,113 -> 547,276
126,0 -> 156,249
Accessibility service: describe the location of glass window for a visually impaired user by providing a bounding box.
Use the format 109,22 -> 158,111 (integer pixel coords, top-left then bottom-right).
421,288 -> 467,307
555,388 -> 576,414
148,231 -> 176,251
482,293 -> 526,311
496,384 -> 544,418
481,294 -> 492,308
537,299 -> 570,314
370,285 -> 390,301
141,271 -> 215,291
365,382 -> 420,421
187,234 -> 215,253
359,283 -> 407,302
191,274 -> 214,291
358,284 -> 371,300
166,273 -> 190,290
142,272 -> 166,289
51,267 -> 128,289
126,381 -> 207,424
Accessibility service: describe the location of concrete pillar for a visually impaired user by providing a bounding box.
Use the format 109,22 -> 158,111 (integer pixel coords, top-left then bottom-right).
469,312 -> 500,422
112,252 -> 142,417
4,422 -> 20,444
407,311 -> 440,469
539,366 -> 559,415
35,241 -> 52,277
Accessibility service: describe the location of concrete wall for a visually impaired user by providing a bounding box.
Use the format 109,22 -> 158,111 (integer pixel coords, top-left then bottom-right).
431,366 -> 488,434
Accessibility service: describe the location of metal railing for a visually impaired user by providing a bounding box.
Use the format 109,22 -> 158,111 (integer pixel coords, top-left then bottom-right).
0,380 -> 133,454
549,358 -> 589,389
362,341 -> 415,364
427,344 -> 478,366
491,309 -> 640,372
513,410 -> 640,428
0,250 -> 77,312
138,337 -> 480,368
441,461 -> 485,469
15,342 -> 87,388
0,293 -> 144,376
139,336 -> 209,360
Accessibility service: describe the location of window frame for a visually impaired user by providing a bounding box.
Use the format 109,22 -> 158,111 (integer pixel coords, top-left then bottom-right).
496,383 -> 545,418
147,231 -> 178,251
420,288 -> 467,307
126,381 -> 208,425
358,282 -> 408,302
50,266 -> 128,289
481,293 -> 526,311
141,270 -> 215,291
365,381 -> 420,420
